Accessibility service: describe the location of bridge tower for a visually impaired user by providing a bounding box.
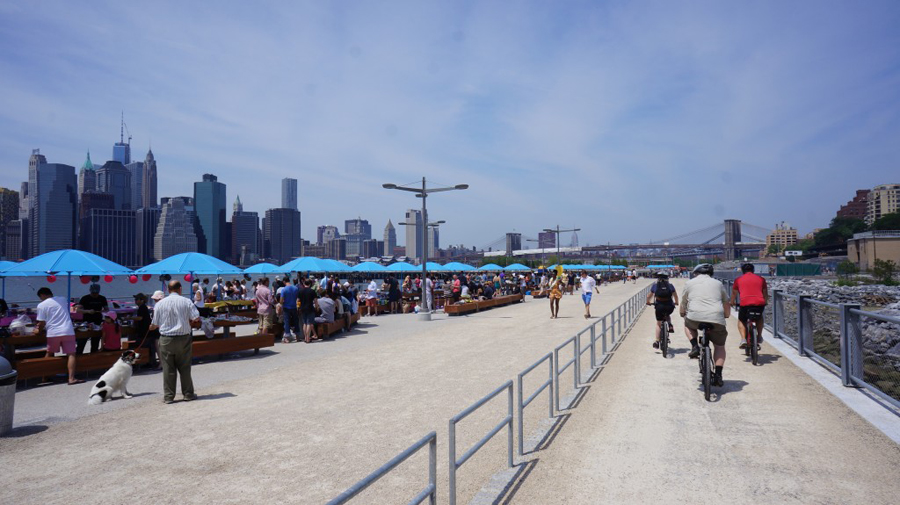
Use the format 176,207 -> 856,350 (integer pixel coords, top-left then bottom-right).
724,219 -> 742,261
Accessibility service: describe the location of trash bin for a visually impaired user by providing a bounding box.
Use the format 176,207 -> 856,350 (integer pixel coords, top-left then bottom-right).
0,355 -> 17,436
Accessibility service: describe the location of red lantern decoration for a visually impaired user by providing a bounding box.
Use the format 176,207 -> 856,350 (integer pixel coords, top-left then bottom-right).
184,274 -> 193,282
80,275 -> 91,284
141,274 -> 152,282
129,275 -> 138,284
47,275 -> 57,283
104,275 -> 113,283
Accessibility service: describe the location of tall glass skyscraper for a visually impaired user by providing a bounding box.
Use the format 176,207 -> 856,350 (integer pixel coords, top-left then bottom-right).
142,149 -> 157,208
30,163 -> 77,256
126,161 -> 144,210
97,161 -> 132,210
263,208 -> 301,264
193,173 -> 227,259
282,178 -> 298,210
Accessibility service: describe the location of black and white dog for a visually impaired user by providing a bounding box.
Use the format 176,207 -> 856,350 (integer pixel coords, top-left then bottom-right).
88,350 -> 140,405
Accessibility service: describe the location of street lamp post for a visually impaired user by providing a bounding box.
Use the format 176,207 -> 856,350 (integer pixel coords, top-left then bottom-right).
543,225 -> 580,269
384,177 -> 467,320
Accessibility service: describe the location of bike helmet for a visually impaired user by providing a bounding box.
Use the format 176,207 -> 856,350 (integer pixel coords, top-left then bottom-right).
741,263 -> 755,273
655,271 -> 669,279
693,263 -> 714,276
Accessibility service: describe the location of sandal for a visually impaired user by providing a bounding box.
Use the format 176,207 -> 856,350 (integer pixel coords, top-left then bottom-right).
67,379 -> 85,385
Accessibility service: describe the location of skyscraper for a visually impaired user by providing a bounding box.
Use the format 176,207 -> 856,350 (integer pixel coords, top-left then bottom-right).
405,209 -> 422,261
30,162 -> 77,256
0,187 -> 19,258
135,207 -> 161,265
263,208 -> 301,264
81,208 -> 136,266
77,151 -> 96,204
383,220 -> 397,257
344,218 -> 372,257
96,160 -> 132,210
193,173 -> 227,258
282,178 -> 298,210
142,149 -> 158,208
113,113 -> 131,165
126,161 -> 144,210
316,225 -> 340,245
154,197 -> 198,260
231,195 -> 260,266
428,226 -> 440,258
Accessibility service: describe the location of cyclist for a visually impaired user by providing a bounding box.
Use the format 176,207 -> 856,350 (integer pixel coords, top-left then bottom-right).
679,263 -> 730,386
730,263 -> 768,350
645,271 -> 678,349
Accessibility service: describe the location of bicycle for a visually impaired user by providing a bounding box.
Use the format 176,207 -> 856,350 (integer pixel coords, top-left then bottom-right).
697,322 -> 716,401
743,306 -> 764,366
647,302 -> 671,359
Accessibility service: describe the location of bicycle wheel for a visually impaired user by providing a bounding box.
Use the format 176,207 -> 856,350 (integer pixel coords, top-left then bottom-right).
750,323 -> 759,366
702,348 -> 711,401
659,324 -> 668,358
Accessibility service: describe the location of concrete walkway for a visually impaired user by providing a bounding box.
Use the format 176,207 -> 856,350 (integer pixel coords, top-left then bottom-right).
0,280 -> 650,505
506,281 -> 900,505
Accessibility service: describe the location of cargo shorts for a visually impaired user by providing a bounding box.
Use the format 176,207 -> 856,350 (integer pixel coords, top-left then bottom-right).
684,318 -> 727,346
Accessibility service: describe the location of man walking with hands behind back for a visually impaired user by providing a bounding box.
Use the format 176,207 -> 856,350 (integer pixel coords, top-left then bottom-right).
149,281 -> 200,404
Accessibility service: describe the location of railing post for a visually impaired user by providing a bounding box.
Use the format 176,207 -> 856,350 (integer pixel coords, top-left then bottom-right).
773,289 -> 783,339
797,295 -> 811,357
428,436 -> 437,505
553,347 -> 559,413
516,371 -> 524,457
840,304 -> 862,387
617,306 -> 623,336
548,354 -> 554,418
590,324 -> 596,368
507,383 -> 513,468
601,317 -> 608,355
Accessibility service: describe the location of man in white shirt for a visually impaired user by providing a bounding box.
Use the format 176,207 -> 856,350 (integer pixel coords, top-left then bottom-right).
365,279 -> 378,316
679,264 -> 730,386
34,287 -> 81,384
149,281 -> 201,404
579,271 -> 599,319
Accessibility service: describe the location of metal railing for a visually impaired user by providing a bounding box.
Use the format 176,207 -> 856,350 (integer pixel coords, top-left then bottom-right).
553,336 -> 578,412
516,353 -> 553,456
760,289 -> 900,411
328,283 -> 654,505
325,431 -> 437,505
448,380 -> 514,505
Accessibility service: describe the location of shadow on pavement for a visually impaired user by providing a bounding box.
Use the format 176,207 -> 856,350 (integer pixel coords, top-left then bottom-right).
1,424 -> 48,438
495,458 -> 540,505
752,353 -> 782,365
698,379 -> 749,402
198,392 -> 236,401
534,413 -> 571,453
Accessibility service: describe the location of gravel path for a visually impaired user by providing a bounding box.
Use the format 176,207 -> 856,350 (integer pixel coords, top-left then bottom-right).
1,280 -> 650,505
506,280 -> 900,505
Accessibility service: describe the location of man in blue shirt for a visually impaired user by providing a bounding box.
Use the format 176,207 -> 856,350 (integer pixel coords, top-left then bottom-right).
279,278 -> 301,343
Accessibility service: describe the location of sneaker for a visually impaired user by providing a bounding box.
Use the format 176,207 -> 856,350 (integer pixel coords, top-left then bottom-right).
688,347 -> 700,359
668,323 -> 675,332
652,341 -> 660,349
713,373 -> 724,387
739,341 -> 748,350
183,394 -> 198,402
164,398 -> 174,405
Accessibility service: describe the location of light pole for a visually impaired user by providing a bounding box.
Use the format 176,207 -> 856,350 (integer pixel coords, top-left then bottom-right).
384,177 -> 467,320
543,225 -> 580,269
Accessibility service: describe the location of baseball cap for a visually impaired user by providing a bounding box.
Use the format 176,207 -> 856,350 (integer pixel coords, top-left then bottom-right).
151,290 -> 165,301
105,311 -> 118,320
133,293 -> 147,300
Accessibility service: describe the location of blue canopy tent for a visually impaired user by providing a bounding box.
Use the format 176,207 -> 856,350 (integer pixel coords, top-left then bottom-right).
386,262 -> 418,273
443,261 -> 475,272
352,262 -> 387,273
425,262 -> 445,272
242,263 -> 280,275
136,252 -> 243,297
504,263 -> 532,271
277,257 -> 334,274
0,260 -> 19,299
2,249 -> 134,301
323,259 -> 352,272
477,263 -> 503,271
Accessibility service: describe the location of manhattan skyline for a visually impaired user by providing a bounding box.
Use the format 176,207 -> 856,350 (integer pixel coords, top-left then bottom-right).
1,1 -> 899,247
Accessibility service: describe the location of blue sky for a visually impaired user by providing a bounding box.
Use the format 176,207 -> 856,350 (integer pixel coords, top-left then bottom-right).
1,1 -> 899,249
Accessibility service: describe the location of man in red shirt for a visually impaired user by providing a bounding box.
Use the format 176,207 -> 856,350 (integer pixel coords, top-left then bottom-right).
730,263 -> 768,349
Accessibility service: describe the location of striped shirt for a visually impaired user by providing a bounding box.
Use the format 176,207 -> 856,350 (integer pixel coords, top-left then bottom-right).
151,293 -> 200,336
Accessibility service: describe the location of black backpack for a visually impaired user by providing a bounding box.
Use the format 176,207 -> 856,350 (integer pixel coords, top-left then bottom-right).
655,280 -> 672,302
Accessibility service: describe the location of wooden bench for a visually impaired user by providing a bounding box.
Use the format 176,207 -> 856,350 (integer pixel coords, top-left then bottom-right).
315,319 -> 345,339
15,348 -> 150,381
192,332 -> 274,357
444,294 -> 524,316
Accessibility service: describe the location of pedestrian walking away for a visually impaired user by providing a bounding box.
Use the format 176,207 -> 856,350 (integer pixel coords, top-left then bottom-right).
149,281 -> 201,404
579,271 -> 599,318
34,287 -> 81,384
